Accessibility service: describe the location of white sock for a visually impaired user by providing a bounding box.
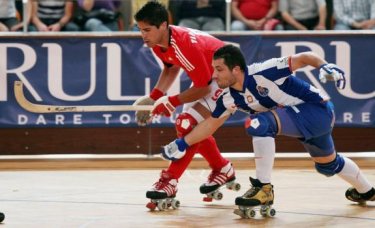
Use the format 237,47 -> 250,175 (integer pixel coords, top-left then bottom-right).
337,156 -> 372,193
253,136 -> 275,184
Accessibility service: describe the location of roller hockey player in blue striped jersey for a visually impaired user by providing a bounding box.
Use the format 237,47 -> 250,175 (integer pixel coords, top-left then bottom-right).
161,44 -> 374,218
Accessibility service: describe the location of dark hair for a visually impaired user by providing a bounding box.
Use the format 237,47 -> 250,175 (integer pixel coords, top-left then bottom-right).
134,1 -> 169,28
213,45 -> 247,71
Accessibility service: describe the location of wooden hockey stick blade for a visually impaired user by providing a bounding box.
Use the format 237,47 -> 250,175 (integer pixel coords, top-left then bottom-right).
14,81 -> 153,113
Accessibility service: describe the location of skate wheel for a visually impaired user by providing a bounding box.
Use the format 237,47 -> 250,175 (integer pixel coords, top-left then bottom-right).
157,201 -> 167,211
213,191 -> 223,200
245,209 -> 256,218
260,207 -> 267,217
359,201 -> 367,206
203,196 -> 213,202
171,199 -> 180,209
146,202 -> 156,211
267,208 -> 276,217
233,183 -> 241,191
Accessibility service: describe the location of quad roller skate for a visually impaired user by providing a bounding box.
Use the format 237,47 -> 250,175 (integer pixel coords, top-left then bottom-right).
146,170 -> 180,211
233,177 -> 276,219
200,163 -> 241,202
345,187 -> 375,206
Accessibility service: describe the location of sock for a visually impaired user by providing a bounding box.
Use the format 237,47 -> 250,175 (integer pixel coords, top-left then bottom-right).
337,156 -> 372,193
253,136 -> 275,184
166,144 -> 198,179
198,136 -> 228,171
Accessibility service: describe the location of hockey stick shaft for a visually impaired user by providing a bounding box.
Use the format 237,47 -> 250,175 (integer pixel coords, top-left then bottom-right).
14,81 -> 153,113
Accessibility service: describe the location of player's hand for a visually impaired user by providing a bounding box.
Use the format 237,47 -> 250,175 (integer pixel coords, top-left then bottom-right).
133,95 -> 155,126
152,95 -> 180,117
161,138 -> 189,161
319,63 -> 346,90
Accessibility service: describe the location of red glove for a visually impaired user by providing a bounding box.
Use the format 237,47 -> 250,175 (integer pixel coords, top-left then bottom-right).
152,95 -> 181,117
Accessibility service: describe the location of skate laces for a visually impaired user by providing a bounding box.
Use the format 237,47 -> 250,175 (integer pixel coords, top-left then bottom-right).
207,170 -> 229,185
153,179 -> 167,190
244,186 -> 260,198
208,170 -> 220,182
153,174 -> 173,190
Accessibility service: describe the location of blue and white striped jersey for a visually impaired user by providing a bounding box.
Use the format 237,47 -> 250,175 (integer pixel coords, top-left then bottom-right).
212,56 -> 329,118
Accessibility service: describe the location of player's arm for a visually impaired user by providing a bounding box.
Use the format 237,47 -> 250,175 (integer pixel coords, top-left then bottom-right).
290,52 -> 346,90
152,34 -> 216,117
154,64 -> 209,103
153,65 -> 180,92
176,85 -> 211,104
289,52 -> 326,71
133,64 -> 180,126
185,115 -> 229,145
161,114 -> 230,161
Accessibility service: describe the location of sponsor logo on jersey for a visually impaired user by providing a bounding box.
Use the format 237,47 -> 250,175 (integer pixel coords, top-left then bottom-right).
246,95 -> 253,103
257,86 -> 269,97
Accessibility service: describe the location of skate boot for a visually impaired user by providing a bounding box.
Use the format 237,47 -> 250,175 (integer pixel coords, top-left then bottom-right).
234,177 -> 276,218
345,187 -> 375,205
0,212 -> 4,223
199,163 -> 241,202
146,170 -> 180,211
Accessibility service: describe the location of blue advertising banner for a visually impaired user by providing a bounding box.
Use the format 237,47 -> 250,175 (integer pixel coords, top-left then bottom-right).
0,33 -> 374,128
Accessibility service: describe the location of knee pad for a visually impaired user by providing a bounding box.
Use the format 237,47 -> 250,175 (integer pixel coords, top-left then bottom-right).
315,154 -> 345,177
244,112 -> 278,138
175,113 -> 198,137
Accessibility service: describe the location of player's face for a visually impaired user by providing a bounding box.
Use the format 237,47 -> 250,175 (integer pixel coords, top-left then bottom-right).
137,21 -> 167,48
212,58 -> 236,89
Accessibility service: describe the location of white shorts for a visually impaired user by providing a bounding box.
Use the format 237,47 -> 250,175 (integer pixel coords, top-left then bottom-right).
182,81 -> 222,123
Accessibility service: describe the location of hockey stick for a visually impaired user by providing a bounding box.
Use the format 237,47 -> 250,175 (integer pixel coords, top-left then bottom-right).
14,81 -> 153,113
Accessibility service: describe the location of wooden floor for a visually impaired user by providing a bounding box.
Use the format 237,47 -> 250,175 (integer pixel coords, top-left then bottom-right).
0,157 -> 375,228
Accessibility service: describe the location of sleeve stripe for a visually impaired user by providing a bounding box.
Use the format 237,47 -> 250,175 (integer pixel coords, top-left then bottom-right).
171,39 -> 195,71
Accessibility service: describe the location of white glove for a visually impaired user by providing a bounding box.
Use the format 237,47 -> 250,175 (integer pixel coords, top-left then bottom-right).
161,139 -> 188,161
319,63 -> 346,90
133,95 -> 155,126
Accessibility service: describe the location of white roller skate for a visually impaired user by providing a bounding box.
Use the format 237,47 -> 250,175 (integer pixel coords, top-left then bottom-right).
146,170 -> 180,211
200,163 -> 241,202
345,187 -> 375,206
233,177 -> 276,219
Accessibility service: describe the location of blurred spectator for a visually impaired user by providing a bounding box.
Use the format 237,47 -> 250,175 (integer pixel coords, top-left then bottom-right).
0,0 -> 31,31
30,0 -> 79,32
131,0 -> 170,31
177,0 -> 225,31
231,0 -> 281,31
77,0 -> 122,31
279,0 -> 327,30
325,0 -> 334,29
333,0 -> 375,30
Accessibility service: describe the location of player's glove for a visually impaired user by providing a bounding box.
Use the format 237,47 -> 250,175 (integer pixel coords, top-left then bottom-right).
133,89 -> 164,126
152,95 -> 181,117
161,138 -> 189,161
319,63 -> 346,90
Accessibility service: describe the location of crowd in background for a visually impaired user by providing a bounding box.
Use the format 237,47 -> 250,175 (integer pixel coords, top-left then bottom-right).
0,0 -> 374,32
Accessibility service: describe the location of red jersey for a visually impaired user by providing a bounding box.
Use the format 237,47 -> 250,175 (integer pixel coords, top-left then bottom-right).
236,0 -> 276,20
152,25 -> 225,88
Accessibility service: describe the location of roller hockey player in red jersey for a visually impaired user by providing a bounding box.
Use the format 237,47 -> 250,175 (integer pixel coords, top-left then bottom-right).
132,1 -> 240,211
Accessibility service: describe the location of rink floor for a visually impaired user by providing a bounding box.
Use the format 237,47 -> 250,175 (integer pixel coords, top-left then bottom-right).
1,163 -> 375,227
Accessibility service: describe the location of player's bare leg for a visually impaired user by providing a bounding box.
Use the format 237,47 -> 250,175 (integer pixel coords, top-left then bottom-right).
234,177 -> 275,218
